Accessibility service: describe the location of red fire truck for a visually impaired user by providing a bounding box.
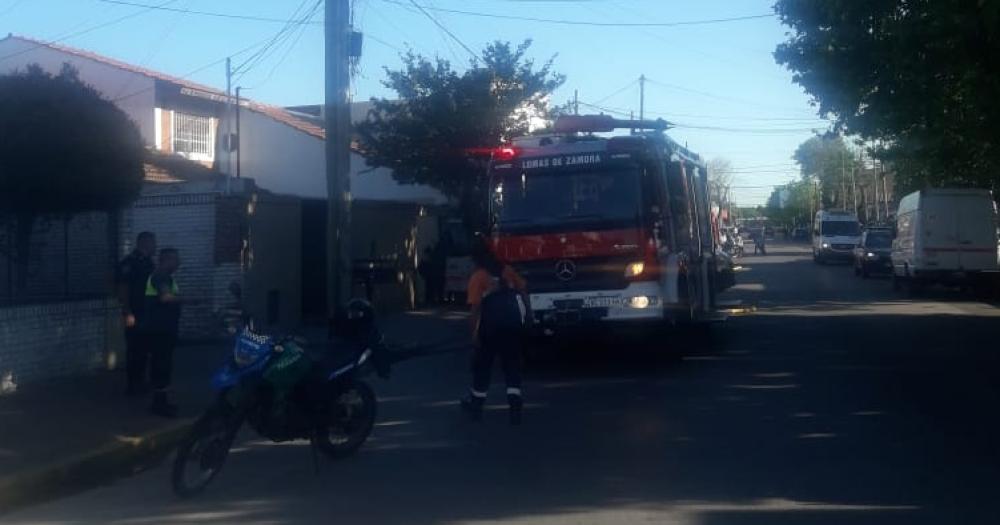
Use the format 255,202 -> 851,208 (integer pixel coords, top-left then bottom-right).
485,115 -> 721,334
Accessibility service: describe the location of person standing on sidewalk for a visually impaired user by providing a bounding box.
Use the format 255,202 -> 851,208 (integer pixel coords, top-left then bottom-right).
144,248 -> 184,418
116,231 -> 156,396
460,238 -> 531,425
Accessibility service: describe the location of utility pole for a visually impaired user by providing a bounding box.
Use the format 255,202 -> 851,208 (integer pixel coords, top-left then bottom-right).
325,0 -> 352,326
881,160 -> 891,221
840,149 -> 847,210
225,57 -> 232,193
573,89 -> 579,115
235,86 -> 242,179
851,164 -> 858,217
638,74 -> 646,122
870,147 -> 880,223
855,148 -> 863,219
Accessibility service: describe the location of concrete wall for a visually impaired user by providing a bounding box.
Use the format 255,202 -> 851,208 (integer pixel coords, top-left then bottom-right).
0,299 -> 123,394
0,38 -> 157,146
235,107 -> 447,205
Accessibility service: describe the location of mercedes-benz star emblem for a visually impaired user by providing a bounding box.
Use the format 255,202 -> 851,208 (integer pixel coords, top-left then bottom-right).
554,259 -> 577,281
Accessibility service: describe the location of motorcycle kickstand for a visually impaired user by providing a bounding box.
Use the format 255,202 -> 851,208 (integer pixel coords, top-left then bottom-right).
310,437 -> 321,475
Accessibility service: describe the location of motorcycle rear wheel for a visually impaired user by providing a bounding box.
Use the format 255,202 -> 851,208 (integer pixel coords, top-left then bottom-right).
172,407 -> 240,498
315,380 -> 377,459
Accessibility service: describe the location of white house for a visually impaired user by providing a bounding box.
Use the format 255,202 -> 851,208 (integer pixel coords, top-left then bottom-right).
0,35 -> 447,388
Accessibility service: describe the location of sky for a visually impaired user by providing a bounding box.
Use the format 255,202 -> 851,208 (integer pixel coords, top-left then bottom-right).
0,0 -> 831,205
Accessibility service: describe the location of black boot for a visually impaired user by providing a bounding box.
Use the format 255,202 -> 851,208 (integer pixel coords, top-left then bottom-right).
460,394 -> 484,422
507,394 -> 523,426
150,391 -> 178,418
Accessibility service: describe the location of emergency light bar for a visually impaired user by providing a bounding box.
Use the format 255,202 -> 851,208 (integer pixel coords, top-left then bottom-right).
554,115 -> 672,134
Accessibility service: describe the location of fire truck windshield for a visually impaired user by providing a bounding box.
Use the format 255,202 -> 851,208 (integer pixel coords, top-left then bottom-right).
491,167 -> 641,233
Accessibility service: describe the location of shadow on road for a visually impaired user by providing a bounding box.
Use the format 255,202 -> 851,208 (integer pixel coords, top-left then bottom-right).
5,243 -> 1000,524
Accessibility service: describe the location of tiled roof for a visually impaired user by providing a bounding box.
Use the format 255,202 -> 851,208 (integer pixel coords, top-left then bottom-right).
2,35 -> 326,140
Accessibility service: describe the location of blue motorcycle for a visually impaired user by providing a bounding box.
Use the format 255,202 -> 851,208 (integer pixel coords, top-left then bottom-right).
172,300 -> 389,497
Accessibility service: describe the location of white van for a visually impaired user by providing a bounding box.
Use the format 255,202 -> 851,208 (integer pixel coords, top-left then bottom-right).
813,210 -> 862,263
891,189 -> 999,290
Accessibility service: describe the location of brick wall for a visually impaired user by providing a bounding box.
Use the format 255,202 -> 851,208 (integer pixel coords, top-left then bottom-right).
120,191 -> 251,339
0,299 -> 122,394
121,192 -> 219,338
0,212 -> 112,302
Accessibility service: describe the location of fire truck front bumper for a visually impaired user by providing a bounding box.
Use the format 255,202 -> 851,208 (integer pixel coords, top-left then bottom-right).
529,281 -> 665,329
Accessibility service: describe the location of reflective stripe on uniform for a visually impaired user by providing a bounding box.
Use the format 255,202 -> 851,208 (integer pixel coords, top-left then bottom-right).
145,276 -> 179,296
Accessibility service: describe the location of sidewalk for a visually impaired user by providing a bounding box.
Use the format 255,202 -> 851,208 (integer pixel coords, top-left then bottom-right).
0,307 -> 468,514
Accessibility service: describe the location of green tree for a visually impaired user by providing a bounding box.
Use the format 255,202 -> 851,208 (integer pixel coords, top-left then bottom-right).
767,180 -> 815,228
0,64 -> 144,297
792,135 -> 860,209
774,0 -> 1000,193
356,40 -> 565,229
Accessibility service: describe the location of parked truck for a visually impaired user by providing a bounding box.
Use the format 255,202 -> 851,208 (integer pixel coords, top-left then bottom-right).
891,188 -> 999,293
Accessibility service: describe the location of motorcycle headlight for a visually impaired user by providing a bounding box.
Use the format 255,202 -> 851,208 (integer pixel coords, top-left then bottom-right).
822,243 -> 830,249
866,252 -> 876,258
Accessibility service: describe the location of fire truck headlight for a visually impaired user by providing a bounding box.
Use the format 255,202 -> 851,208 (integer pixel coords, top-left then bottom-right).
624,261 -> 645,277
629,296 -> 651,309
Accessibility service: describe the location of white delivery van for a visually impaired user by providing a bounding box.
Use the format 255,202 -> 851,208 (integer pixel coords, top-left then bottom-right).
813,210 -> 862,263
891,189 -> 999,290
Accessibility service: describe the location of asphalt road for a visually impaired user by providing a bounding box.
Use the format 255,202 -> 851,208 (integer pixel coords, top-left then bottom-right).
5,243 -> 1000,525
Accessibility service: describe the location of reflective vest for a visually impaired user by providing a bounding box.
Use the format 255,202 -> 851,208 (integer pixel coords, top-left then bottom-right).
145,275 -> 179,297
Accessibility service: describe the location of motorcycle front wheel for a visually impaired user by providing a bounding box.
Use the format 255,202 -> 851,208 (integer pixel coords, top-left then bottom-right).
172,406 -> 241,498
315,380 -> 377,459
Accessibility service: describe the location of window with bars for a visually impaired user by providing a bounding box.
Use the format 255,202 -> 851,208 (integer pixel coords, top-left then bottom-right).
172,112 -> 214,160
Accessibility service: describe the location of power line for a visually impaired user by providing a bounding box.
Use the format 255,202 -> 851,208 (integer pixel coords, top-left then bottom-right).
644,77 -> 819,115
379,0 -> 773,27
233,0 -> 319,83
578,101 -> 632,118
407,0 -> 478,60
673,123 -> 822,134
111,34 -> 282,102
591,79 -> 638,106
0,0 -> 180,63
580,102 -> 819,134
243,1 -> 322,90
0,0 -> 26,17
94,0 -> 323,25
365,33 -> 407,54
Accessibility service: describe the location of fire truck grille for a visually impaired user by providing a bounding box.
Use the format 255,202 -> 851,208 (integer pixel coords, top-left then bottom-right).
513,256 -> 632,294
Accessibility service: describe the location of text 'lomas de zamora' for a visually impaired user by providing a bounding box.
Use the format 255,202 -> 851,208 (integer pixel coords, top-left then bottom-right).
520,154 -> 603,170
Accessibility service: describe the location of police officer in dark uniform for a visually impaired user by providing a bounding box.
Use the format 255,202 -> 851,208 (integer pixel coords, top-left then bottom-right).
116,231 -> 156,397
145,247 -> 184,418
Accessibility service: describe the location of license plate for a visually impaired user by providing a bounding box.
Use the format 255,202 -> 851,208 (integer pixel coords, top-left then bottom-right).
553,299 -> 584,310
583,296 -> 622,308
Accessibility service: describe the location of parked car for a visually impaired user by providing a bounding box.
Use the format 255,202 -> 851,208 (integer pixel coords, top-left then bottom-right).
891,189 -> 999,292
853,228 -> 894,278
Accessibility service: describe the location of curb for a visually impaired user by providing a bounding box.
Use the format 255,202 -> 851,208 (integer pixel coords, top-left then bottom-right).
0,419 -> 193,515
